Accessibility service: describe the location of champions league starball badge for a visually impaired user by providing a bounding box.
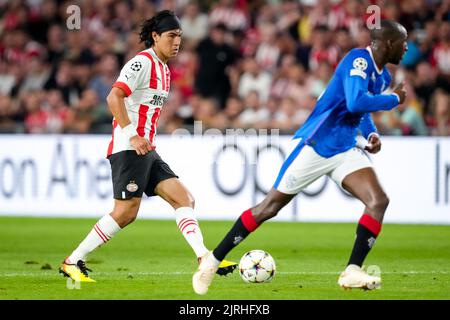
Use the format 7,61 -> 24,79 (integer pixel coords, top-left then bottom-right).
130,61 -> 142,71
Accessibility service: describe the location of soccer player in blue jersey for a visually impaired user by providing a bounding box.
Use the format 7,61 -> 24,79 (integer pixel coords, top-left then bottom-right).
193,20 -> 408,294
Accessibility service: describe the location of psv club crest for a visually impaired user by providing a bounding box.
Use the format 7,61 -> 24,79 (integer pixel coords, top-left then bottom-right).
126,181 -> 139,192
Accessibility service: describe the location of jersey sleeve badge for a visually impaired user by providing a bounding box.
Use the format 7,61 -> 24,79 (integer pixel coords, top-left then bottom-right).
130,61 -> 143,71
350,57 -> 368,79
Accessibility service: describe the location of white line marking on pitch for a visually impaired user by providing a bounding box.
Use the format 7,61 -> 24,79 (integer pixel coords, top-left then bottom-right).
1,271 -> 450,277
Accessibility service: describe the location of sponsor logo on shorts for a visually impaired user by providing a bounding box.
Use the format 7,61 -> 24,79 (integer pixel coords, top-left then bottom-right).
126,181 -> 139,192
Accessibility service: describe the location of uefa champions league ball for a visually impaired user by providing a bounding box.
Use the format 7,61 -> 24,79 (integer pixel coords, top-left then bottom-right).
239,250 -> 276,283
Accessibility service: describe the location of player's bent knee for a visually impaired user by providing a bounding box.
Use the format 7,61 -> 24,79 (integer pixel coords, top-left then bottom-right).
172,194 -> 195,209
125,214 -> 138,225
112,201 -> 140,227
188,197 -> 195,209
118,210 -> 138,227
380,193 -> 390,210
368,193 -> 390,213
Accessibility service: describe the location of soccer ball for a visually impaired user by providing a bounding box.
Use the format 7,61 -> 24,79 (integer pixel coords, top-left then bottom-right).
239,250 -> 276,283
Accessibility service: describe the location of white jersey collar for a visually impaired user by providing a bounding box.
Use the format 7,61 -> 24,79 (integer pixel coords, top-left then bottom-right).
366,46 -> 383,75
149,48 -> 166,65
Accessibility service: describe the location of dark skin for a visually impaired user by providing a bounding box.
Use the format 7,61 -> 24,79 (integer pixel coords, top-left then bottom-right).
251,22 -> 408,225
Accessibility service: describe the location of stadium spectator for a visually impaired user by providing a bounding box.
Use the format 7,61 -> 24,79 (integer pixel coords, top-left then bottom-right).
260,96 -> 281,129
435,0 -> 450,22
270,53 -> 296,98
237,57 -> 272,102
221,95 -> 245,129
309,61 -> 333,98
20,55 -> 51,94
400,34 -> 422,69
44,59 -> 77,105
413,61 -> 438,117
176,93 -> 200,129
44,89 -> 70,133
192,97 -> 221,130
0,93 -> 24,133
0,60 -> 17,96
208,0 -> 248,32
24,91 -> 47,134
334,27 -> 354,62
169,42 -> 197,99
89,53 -> 120,103
180,1 -> 209,45
254,22 -> 280,72
271,95 -> 309,133
354,27 -> 371,49
27,0 -> 62,45
235,90 -> 267,129
72,60 -> 92,96
418,20 -> 439,60
194,23 -> 237,109
284,63 -> 314,110
428,89 -> 450,136
431,21 -> 450,93
276,1 -> 301,36
342,0 -> 366,39
309,25 -> 339,71
0,0 -> 449,136
64,89 -> 99,134
46,24 -> 66,68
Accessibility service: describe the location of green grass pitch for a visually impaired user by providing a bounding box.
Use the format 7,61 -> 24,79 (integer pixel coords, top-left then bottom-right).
1,216 -> 449,300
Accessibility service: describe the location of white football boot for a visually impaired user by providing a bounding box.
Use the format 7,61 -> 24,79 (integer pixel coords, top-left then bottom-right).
338,264 -> 381,290
193,251 -> 220,295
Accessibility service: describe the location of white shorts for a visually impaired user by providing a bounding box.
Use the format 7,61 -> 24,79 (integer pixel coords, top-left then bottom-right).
274,138 -> 372,195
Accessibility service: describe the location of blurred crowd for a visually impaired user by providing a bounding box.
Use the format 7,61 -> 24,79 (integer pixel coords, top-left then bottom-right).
0,0 -> 449,136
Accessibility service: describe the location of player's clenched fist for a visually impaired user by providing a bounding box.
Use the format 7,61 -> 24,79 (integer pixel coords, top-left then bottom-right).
393,82 -> 407,104
365,134 -> 381,154
130,135 -> 154,155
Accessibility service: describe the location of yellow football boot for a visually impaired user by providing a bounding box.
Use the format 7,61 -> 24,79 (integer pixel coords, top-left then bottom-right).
59,258 -> 96,283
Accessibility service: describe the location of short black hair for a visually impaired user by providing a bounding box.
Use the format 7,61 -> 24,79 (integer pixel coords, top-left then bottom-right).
139,10 -> 180,48
370,20 -> 406,42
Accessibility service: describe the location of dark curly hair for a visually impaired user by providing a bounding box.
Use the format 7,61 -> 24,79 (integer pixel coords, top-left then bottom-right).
139,10 -> 179,48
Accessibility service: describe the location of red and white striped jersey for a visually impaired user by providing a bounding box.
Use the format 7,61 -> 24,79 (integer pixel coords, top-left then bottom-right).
107,48 -> 171,157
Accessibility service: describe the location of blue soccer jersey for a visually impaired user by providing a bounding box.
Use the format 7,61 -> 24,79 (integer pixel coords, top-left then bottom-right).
293,46 -> 400,158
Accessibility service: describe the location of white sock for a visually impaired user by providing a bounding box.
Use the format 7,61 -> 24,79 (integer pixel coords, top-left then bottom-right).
206,252 -> 221,269
175,207 -> 209,258
67,214 -> 121,263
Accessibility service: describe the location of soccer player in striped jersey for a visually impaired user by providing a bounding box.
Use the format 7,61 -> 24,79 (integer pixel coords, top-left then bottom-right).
60,10 -> 236,283
193,20 -> 408,294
